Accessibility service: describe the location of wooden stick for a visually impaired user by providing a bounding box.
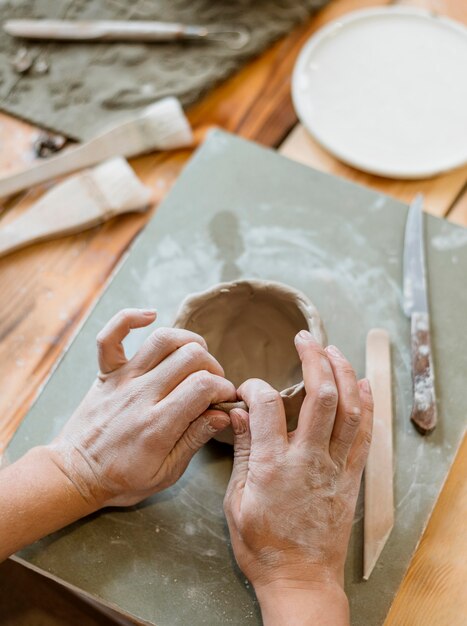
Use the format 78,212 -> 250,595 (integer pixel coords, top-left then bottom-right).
363,328 -> 394,580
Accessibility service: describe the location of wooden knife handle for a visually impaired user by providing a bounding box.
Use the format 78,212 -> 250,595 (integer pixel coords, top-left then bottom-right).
410,311 -> 437,434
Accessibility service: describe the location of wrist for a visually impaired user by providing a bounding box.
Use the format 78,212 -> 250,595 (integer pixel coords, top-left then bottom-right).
254,580 -> 349,626
41,443 -> 102,513
0,446 -> 98,561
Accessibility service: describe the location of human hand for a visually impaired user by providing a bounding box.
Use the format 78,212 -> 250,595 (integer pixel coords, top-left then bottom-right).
223,331 -> 373,624
46,308 -> 236,509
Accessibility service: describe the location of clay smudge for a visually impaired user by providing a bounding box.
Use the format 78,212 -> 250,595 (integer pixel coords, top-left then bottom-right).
431,228 -> 467,251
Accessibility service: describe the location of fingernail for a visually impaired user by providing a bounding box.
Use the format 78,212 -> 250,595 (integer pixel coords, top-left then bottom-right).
361,378 -> 372,394
206,413 -> 230,433
142,309 -> 157,316
295,330 -> 313,343
326,345 -> 343,358
230,409 -> 248,435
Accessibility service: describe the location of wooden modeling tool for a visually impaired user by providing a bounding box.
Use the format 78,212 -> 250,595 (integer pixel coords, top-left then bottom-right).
0,157 -> 151,258
363,328 -> 394,580
0,97 -> 192,200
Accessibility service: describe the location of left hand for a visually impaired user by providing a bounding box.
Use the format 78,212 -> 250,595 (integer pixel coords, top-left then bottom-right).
46,308 -> 237,508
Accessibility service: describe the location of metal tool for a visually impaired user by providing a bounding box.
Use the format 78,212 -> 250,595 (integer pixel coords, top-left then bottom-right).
363,328 -> 394,580
403,193 -> 438,434
4,19 -> 250,50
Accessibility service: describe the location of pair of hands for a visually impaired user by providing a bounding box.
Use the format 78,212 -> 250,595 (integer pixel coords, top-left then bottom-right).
46,308 -> 373,619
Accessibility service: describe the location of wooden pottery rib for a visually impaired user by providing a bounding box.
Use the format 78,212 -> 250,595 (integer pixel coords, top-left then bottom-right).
364,328 -> 394,580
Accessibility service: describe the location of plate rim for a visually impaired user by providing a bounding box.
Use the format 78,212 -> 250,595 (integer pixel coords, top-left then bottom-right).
291,6 -> 467,179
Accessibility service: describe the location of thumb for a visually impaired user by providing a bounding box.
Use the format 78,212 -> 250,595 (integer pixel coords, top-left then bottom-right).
164,410 -> 230,484
224,408 -> 251,518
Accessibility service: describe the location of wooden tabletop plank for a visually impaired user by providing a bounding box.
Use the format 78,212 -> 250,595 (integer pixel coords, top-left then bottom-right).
279,125 -> 467,218
0,113 -> 40,177
384,433 -> 467,626
446,187 -> 467,227
0,559 -> 132,626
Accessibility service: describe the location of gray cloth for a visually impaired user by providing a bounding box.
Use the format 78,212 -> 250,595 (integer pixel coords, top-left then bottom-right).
0,0 -> 328,140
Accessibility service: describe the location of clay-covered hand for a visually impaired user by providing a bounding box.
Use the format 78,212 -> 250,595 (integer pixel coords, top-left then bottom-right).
223,332 -> 373,625
46,308 -> 236,508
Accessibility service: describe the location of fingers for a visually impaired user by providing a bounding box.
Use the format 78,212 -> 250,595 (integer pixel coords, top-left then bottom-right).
128,327 -> 208,375
96,308 -> 157,374
155,371 -> 237,439
293,332 -> 338,446
146,341 -> 225,398
326,345 -> 362,465
237,379 -> 287,451
348,379 -> 373,474
224,408 -> 251,520
229,408 -> 251,490
165,409 -> 231,482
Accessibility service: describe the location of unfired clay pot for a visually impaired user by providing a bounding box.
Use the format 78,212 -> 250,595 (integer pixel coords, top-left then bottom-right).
173,279 -> 326,443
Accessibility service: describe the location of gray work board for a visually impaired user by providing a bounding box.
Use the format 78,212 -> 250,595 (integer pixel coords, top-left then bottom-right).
6,131 -> 467,625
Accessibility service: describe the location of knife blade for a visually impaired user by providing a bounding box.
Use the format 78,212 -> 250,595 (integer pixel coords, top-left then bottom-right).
403,194 -> 437,434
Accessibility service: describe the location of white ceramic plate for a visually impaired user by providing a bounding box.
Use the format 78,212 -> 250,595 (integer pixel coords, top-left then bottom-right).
292,7 -> 467,179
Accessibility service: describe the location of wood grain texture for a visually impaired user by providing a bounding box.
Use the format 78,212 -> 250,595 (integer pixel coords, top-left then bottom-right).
0,113 -> 40,177
384,433 -> 467,626
446,186 -> 467,226
0,0 -> 466,624
279,124 -> 467,217
0,559 -> 139,626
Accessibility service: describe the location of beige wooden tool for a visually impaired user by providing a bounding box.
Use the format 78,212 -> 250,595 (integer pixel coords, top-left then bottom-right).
0,158 -> 151,258
364,328 -> 394,580
0,97 -> 192,200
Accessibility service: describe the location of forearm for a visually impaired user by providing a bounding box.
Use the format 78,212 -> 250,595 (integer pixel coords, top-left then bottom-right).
255,582 -> 350,626
0,446 -> 96,562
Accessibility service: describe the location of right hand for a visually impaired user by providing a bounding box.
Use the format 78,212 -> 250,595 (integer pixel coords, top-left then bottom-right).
46,308 -> 236,509
223,332 -> 373,623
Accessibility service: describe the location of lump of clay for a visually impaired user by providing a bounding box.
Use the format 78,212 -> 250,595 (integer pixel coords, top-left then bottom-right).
173,279 -> 326,444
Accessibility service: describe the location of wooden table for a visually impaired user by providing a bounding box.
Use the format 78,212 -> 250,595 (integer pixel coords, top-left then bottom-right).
0,1 -> 466,624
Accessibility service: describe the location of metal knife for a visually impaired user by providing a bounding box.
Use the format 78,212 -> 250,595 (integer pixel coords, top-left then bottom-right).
403,193 -> 437,434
